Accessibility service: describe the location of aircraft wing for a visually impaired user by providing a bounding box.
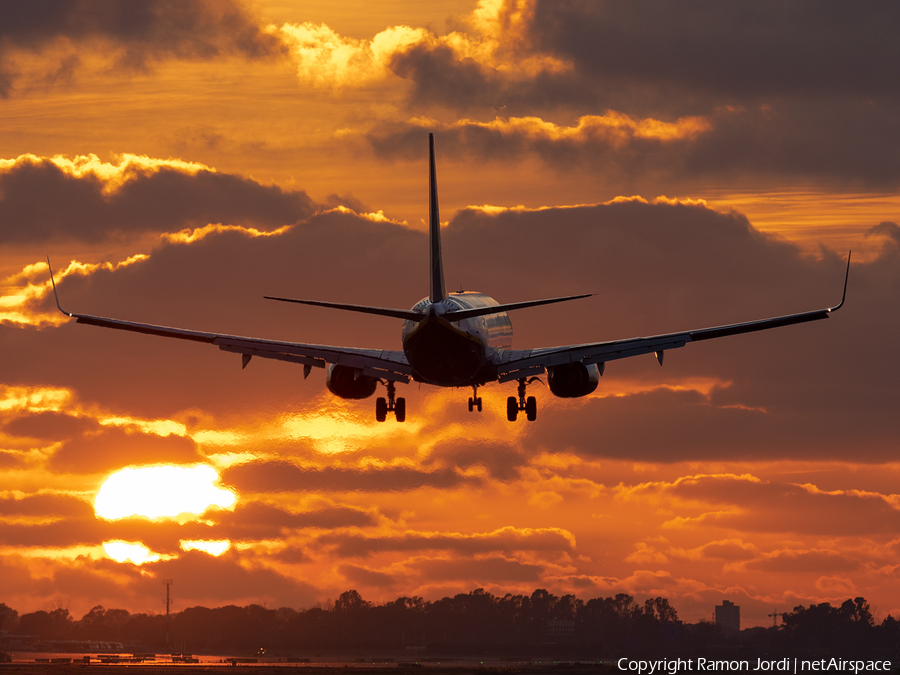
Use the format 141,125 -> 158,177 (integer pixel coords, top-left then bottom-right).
65,311 -> 412,381
495,259 -> 850,384
48,269 -> 411,383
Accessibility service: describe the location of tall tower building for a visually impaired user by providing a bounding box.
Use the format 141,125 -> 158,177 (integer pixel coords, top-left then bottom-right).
715,600 -> 740,631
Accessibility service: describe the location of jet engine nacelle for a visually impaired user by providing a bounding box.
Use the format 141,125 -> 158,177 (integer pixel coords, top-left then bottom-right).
547,362 -> 600,398
326,364 -> 378,399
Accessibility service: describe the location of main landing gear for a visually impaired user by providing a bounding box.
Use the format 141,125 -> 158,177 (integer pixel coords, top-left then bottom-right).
507,377 -> 539,422
468,384 -> 483,413
375,380 -> 406,422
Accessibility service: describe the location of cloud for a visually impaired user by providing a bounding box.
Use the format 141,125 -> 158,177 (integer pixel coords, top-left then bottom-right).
0,154 -> 316,244
0,518 -> 101,548
413,555 -> 545,583
0,0 -> 284,96
319,0 -> 900,188
272,0 -> 900,138
2,410 -> 94,440
694,540 -> 759,562
426,438 -> 526,480
0,493 -> 93,518
526,1 -> 900,107
214,501 -> 377,539
0,549 -> 318,613
744,548 -> 861,574
338,563 -> 399,589
279,23 -> 428,88
367,112 -> 711,161
365,106 -> 900,187
0,452 -> 23,469
316,526 -> 576,558
278,0 -> 565,94
144,550 -> 319,608
49,425 -> 204,474
222,461 -> 475,494
458,1 -> 900,187
0,499 -> 375,553
658,475 -> 900,537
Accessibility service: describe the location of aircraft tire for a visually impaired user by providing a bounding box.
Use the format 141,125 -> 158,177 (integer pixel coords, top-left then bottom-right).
476,397 -> 482,412
375,397 -> 387,422
525,396 -> 537,421
507,396 -> 518,422
395,397 -> 406,422
468,397 -> 474,412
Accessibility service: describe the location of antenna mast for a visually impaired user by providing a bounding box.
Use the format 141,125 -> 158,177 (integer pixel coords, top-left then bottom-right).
163,579 -> 173,647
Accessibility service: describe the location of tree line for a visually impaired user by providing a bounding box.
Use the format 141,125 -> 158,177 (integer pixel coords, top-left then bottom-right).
1,590 -> 898,658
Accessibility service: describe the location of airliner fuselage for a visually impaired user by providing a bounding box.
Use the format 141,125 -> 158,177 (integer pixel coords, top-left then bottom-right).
402,292 -> 512,386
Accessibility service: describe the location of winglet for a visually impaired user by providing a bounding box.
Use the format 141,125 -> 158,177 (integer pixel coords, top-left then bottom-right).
46,257 -> 72,317
429,133 -> 447,304
829,250 -> 851,312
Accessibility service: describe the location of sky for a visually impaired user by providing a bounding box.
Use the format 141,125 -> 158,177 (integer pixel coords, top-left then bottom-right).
0,0 -> 898,630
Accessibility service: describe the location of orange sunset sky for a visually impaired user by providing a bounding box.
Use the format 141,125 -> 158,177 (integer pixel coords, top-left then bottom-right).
1,0 -> 899,629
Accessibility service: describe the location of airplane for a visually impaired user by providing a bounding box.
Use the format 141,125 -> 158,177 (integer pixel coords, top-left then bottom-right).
48,133 -> 850,423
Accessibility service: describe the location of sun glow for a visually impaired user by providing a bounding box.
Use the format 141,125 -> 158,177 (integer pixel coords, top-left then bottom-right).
0,385 -> 73,413
180,539 -> 231,556
281,409 -> 422,455
0,256 -> 148,328
160,223 -> 291,244
102,540 -> 163,565
94,465 -> 236,520
0,153 -> 213,195
97,415 -> 187,437
277,0 -> 568,89
432,113 -> 712,146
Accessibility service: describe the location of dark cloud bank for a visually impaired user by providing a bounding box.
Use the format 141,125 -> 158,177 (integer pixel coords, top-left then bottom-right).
0,160 -> 315,244
0,0 -> 282,96
383,2 -> 900,187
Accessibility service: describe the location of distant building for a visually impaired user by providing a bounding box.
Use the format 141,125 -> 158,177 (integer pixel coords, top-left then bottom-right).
715,600 -> 740,632
547,619 -> 575,636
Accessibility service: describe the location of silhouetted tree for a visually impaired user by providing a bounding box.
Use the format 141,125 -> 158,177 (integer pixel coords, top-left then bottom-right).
76,606 -> 131,641
782,598 -> 879,654
19,607 -> 73,640
0,603 -> 19,633
5,590 -> 899,658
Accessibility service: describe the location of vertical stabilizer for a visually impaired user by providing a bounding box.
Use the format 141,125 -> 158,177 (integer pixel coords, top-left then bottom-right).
429,133 -> 447,303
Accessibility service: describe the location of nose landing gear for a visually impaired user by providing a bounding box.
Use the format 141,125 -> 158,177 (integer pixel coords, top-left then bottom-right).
468,384 -> 483,413
376,380 -> 406,422
507,377 -> 539,422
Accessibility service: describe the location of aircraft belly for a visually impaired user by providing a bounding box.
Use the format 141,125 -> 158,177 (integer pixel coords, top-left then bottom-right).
404,317 -> 487,386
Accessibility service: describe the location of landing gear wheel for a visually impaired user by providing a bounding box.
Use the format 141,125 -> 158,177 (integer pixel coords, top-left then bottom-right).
525,396 -> 537,421
507,396 -> 518,422
376,381 -> 407,421
468,385 -> 484,413
509,377 -> 542,422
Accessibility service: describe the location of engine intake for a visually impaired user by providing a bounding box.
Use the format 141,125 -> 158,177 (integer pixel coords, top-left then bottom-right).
326,364 -> 378,399
547,362 -> 600,398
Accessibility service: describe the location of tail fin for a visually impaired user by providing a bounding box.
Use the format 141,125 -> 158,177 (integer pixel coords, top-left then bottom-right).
429,133 -> 446,303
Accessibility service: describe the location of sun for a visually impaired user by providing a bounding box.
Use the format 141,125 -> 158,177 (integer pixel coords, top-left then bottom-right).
94,464 -> 236,520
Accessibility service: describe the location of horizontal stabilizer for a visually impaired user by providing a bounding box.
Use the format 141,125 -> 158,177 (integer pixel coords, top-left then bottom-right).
446,293 -> 593,322
264,295 -> 426,322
